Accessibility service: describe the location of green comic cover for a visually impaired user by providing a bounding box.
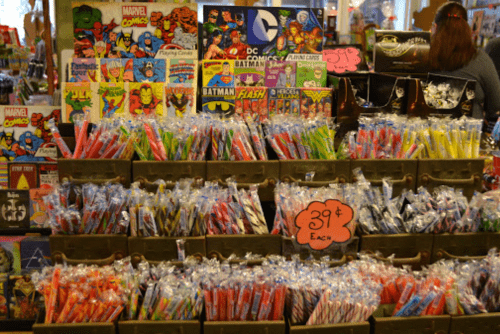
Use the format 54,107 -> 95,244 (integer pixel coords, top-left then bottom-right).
296,61 -> 327,88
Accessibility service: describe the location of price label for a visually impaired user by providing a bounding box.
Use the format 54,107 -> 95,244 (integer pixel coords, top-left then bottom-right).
322,47 -> 362,74
295,199 -> 354,250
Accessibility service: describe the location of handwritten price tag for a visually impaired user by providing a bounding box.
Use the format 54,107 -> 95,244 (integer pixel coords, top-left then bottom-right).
295,199 -> 354,250
322,47 -> 362,74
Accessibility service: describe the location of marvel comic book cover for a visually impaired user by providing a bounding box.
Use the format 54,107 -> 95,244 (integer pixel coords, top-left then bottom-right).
72,2 -> 198,59
268,87 -> 300,116
265,60 -> 296,88
98,82 -> 128,118
0,106 -> 62,162
167,59 -> 198,87
129,82 -> 163,117
62,82 -> 99,123
202,59 -> 235,87
202,6 -> 324,60
300,87 -> 333,118
29,187 -> 53,228
133,59 -> 166,82
69,58 -> 99,82
235,87 -> 268,121
202,87 -> 235,117
100,58 -> 134,82
234,60 -> 265,87
296,60 -> 327,87
164,85 -> 196,117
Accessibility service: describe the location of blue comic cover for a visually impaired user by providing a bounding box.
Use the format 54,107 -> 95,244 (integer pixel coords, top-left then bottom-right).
202,6 -> 324,61
167,59 -> 198,87
133,59 -> 166,82
268,88 -> 300,116
202,87 -> 235,117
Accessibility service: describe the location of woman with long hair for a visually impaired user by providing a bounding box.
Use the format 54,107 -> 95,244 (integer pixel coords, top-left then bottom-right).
430,2 -> 500,121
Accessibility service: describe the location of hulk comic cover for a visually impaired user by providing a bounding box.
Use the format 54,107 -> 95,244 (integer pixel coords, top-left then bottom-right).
234,60 -> 265,87
202,59 -> 234,87
164,85 -> 196,117
133,59 -> 166,82
98,82 -> 128,118
0,106 -> 62,162
300,87 -> 333,119
72,2 -> 198,59
235,87 -> 268,121
265,60 -> 296,88
100,58 -> 134,82
62,82 -> 99,123
69,58 -> 99,82
202,6 -> 324,60
167,59 -> 198,87
129,82 -> 163,117
202,87 -> 235,117
269,88 -> 300,116
296,61 -> 327,88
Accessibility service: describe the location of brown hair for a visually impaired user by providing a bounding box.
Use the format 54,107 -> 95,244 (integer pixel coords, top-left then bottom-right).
429,2 -> 476,71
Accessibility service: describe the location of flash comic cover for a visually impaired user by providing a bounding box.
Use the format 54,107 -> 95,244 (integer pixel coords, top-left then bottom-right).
62,82 -> 99,123
69,58 -> 99,82
202,59 -> 235,87
235,87 -> 268,121
234,60 -> 265,87
72,2 -> 198,59
202,87 -> 235,117
0,106 -> 62,162
129,82 -> 163,117
202,6 -> 324,60
133,59 -> 166,82
268,88 -> 300,116
265,60 -> 296,88
98,82 -> 128,118
167,59 -> 198,87
100,58 -> 134,82
296,60 -> 327,87
300,87 -> 333,118
164,85 -> 196,117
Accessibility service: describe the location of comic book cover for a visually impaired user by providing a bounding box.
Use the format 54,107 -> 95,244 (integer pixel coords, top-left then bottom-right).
234,60 -> 265,87
133,59 -> 166,82
0,274 -> 6,319
0,106 -> 62,162
100,58 -> 134,82
300,87 -> 333,118
296,61 -> 327,87
72,2 -> 198,59
268,87 -> 300,116
202,59 -> 235,87
167,59 -> 198,87
8,275 -> 42,319
62,82 -> 99,123
164,85 -> 196,117
8,164 -> 38,190
0,237 -> 25,274
265,60 -> 296,88
129,82 -> 163,117
29,187 -> 53,228
98,82 -> 128,118
202,6 -> 324,60
0,163 -> 6,189
38,163 -> 58,188
69,58 -> 99,82
235,87 -> 268,121
201,87 -> 235,117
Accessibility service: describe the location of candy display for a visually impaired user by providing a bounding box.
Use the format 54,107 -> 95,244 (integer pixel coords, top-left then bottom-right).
422,82 -> 463,109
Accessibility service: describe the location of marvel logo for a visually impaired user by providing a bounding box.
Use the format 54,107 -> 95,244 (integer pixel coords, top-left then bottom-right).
122,6 -> 147,16
5,107 -> 28,118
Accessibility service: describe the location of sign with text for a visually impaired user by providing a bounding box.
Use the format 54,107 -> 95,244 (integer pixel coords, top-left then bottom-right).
323,46 -> 362,74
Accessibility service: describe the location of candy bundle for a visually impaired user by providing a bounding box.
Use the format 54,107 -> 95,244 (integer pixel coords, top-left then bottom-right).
422,82 -> 463,109
264,115 -> 340,160
33,265 -> 125,323
346,115 -> 482,159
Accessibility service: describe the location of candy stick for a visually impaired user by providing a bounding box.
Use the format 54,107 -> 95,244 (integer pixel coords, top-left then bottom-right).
48,119 -> 73,158
73,119 -> 89,159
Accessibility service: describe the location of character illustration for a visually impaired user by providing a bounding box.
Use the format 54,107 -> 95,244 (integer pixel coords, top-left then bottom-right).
286,21 -> 305,53
138,32 -> 164,58
74,19 -> 118,43
151,7 -> 197,47
31,110 -> 60,143
263,35 -> 290,60
304,27 -> 323,54
235,75 -> 265,87
276,64 -> 295,87
11,276 -> 40,319
116,31 -> 135,56
224,30 -> 248,60
204,30 -> 226,60
134,61 -> 164,83
278,10 -> 292,35
0,245 -> 13,273
102,90 -> 126,118
172,27 -> 197,50
130,84 -> 162,116
166,92 -> 193,117
207,62 -> 234,87
0,131 -> 16,161
102,60 -> 124,82
65,91 -> 92,123
14,132 -> 45,161
203,9 -> 221,37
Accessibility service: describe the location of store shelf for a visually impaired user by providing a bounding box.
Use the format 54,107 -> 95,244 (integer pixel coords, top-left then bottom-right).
0,319 -> 36,332
0,228 -> 51,236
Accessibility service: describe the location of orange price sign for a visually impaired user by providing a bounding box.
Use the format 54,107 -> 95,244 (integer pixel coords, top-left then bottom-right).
295,199 -> 354,250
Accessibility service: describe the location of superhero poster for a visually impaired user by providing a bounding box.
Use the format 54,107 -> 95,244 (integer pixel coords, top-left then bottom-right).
202,59 -> 235,87
69,58 -> 99,82
0,106 -> 62,162
265,60 -> 296,88
72,2 -> 198,59
164,86 -> 196,117
202,6 -> 324,61
296,60 -> 327,88
235,87 -> 268,121
98,82 -> 128,118
100,58 -> 134,82
201,87 -> 235,117
269,88 -> 300,116
234,60 -> 265,87
129,82 -> 163,117
62,82 -> 99,123
167,59 -> 198,87
133,59 -> 166,82
300,87 -> 333,118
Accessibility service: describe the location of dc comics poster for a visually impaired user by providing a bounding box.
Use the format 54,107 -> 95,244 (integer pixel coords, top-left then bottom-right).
268,87 -> 300,116
100,58 -> 134,82
164,85 -> 196,117
296,61 -> 327,87
265,60 -> 296,88
133,59 -> 166,82
202,6 -> 324,60
300,87 -> 333,119
69,58 -> 99,82
72,2 -> 198,59
98,82 -> 128,118
167,59 -> 198,87
61,82 -> 99,123
235,87 -> 268,121
234,60 -> 265,87
129,82 -> 163,117
202,87 -> 235,117
202,59 -> 235,87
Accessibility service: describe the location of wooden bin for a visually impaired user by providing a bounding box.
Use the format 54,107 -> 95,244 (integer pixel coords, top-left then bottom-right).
432,232 -> 500,263
280,159 -> 350,187
58,159 -> 131,187
118,320 -> 200,334
206,234 -> 282,264
204,320 -> 285,334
